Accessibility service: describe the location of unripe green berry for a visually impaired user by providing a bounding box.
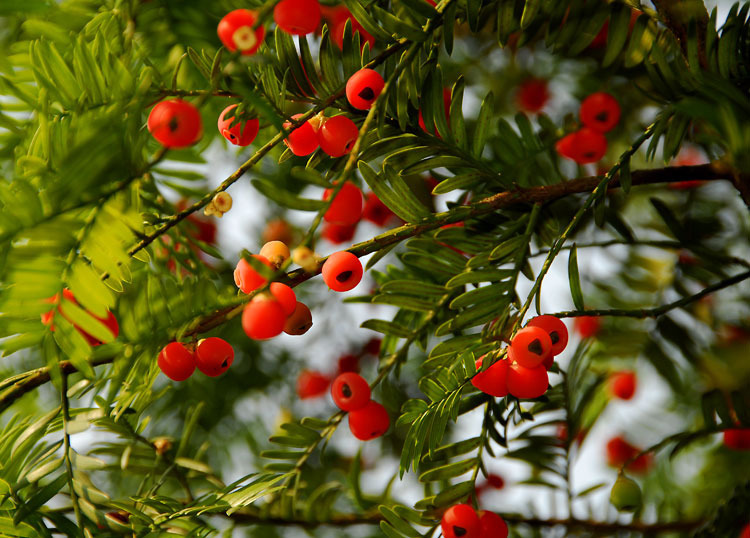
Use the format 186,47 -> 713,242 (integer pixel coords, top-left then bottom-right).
610,475 -> 642,512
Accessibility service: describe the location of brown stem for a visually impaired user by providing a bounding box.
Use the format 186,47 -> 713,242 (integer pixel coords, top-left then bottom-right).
652,0 -> 709,69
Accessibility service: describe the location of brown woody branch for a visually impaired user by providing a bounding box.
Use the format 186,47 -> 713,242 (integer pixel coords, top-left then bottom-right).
652,0 -> 710,69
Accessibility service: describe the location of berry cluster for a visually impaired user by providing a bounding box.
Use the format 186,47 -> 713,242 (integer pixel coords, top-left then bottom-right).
157,337 -> 234,381
322,185 -> 397,244
556,92 -> 621,164
330,372 -> 389,440
41,288 -> 119,346
471,315 -> 568,399
440,504 -> 508,538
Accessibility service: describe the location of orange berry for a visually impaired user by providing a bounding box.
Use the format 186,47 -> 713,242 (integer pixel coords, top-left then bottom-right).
297,369 -> 330,399
234,255 -> 273,293
260,240 -> 291,267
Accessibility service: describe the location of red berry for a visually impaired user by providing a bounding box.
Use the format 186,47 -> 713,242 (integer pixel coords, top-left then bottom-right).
348,400 -> 389,440
242,296 -> 286,340
506,362 -> 549,399
580,92 -> 621,133
158,342 -> 196,381
362,337 -> 381,356
41,289 -> 119,346
195,337 -> 234,377
297,369 -> 331,399
318,115 -> 359,157
346,68 -> 385,110
509,326 -> 553,368
526,315 -> 568,356
147,99 -> 202,148
337,354 -> 360,373
323,182 -> 363,225
274,0 -> 321,35
517,78 -> 549,114
234,255 -> 273,294
478,511 -> 508,538
331,372 -> 371,411
606,436 -> 635,467
283,301 -> 313,335
609,370 -> 636,400
485,473 -> 505,490
218,104 -> 259,146
418,88 -> 451,136
741,523 -> 750,538
322,251 -> 363,292
217,9 -> 265,55
362,192 -> 395,226
724,428 -> 750,451
561,128 -> 608,164
283,113 -> 320,156
322,221 -> 357,244
471,356 -> 509,398
555,132 -> 578,161
440,504 -> 480,538
575,316 -> 601,338
331,9 -> 375,50
269,282 -> 297,316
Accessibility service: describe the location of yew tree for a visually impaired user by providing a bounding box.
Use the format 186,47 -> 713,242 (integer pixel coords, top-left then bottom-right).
1,0 -> 750,536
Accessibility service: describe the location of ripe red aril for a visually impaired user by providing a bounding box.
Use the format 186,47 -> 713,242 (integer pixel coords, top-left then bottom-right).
609,370 -> 637,400
234,255 -> 273,294
478,511 -> 508,538
348,400 -> 389,440
269,282 -> 297,316
283,301 -> 313,335
242,296 -> 286,340
218,9 -> 265,55
580,92 -> 621,133
283,113 -> 320,156
273,0 -> 321,36
440,504 -> 480,538
506,362 -> 549,399
471,355 -> 509,397
526,315 -> 569,356
148,99 -> 202,148
158,342 -> 196,381
195,337 -> 234,377
517,78 -> 549,114
217,104 -> 259,146
331,372 -> 371,411
321,251 -> 363,292
346,68 -> 385,110
509,326 -> 553,368
318,115 -> 359,157
323,182 -> 363,225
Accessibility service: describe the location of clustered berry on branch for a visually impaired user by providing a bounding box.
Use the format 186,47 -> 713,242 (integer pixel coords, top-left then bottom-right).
440,503 -> 508,538
555,91 -> 621,165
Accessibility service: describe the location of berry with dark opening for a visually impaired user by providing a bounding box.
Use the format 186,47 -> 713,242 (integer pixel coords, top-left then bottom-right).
217,104 -> 259,146
322,251 -> 363,291
218,9 -> 265,55
346,68 -> 385,110
526,315 -> 569,356
283,301 -> 313,335
283,113 -> 320,156
471,355 -> 509,397
234,255 -> 273,293
362,192 -> 395,226
517,78 -> 550,114
576,128 -> 608,164
348,400 -> 390,440
506,362 -> 549,399
323,183 -> 363,225
269,282 -> 297,316
195,337 -> 234,377
331,372 -> 371,411
580,92 -> 621,133
297,369 -> 331,399
609,370 -> 637,400
610,475 -> 642,512
478,511 -> 509,538
147,99 -> 202,148
575,316 -> 601,338
273,0 -> 321,36
318,115 -> 359,157
158,342 -> 196,381
440,504 -> 480,538
724,428 -> 750,450
241,296 -> 286,340
260,240 -> 290,268
322,221 -> 357,244
509,326 -> 553,368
